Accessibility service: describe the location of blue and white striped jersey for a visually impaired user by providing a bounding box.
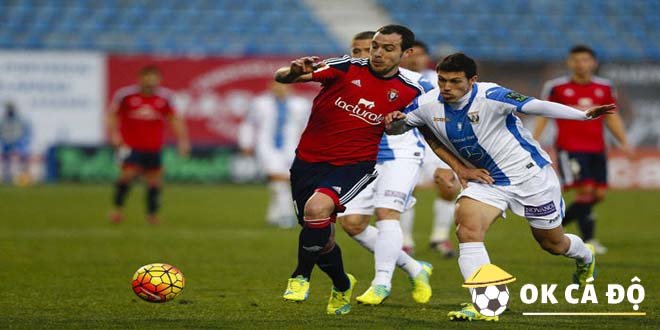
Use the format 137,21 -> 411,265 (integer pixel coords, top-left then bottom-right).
377,68 -> 434,161
403,82 -> 552,185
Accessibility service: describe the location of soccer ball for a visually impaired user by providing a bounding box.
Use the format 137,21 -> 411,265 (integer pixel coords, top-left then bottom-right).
471,284 -> 509,316
131,263 -> 185,303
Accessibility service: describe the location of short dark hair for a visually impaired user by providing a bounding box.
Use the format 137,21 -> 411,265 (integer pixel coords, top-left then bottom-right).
412,40 -> 429,54
569,45 -> 596,59
139,65 -> 160,76
376,24 -> 415,51
436,53 -> 477,79
353,31 -> 375,41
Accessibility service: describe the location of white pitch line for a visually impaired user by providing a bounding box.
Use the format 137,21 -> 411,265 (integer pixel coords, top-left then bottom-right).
522,312 -> 647,316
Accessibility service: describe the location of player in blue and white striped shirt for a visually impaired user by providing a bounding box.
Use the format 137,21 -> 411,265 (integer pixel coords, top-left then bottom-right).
387,53 -> 613,322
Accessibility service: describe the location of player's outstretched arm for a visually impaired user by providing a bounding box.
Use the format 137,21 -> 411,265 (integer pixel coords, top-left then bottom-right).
274,56 -> 323,84
418,126 -> 494,187
521,99 -> 616,120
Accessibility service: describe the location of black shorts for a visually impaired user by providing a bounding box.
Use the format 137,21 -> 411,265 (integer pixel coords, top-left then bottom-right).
557,150 -> 607,188
122,150 -> 162,171
289,157 -> 377,225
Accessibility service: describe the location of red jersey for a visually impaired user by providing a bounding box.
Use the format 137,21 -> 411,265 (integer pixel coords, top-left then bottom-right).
542,76 -> 617,152
112,85 -> 176,152
296,55 -> 423,165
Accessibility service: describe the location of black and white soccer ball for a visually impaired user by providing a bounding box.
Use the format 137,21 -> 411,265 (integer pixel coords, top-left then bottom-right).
471,284 -> 510,316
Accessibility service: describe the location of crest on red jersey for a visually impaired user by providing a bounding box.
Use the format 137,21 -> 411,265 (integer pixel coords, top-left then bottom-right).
387,89 -> 399,102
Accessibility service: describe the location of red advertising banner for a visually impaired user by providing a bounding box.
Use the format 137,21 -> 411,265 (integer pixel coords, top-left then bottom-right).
107,56 -> 320,146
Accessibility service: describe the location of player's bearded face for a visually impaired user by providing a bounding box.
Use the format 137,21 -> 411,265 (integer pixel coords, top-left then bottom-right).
437,71 -> 475,102
370,33 -> 409,77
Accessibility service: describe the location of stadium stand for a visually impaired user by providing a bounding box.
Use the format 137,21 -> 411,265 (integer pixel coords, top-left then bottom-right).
0,0 -> 657,60
0,0 -> 342,55
377,0 -> 660,61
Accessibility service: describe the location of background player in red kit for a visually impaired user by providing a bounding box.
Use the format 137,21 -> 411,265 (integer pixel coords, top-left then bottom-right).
107,66 -> 190,225
534,45 -> 630,254
274,25 -> 487,315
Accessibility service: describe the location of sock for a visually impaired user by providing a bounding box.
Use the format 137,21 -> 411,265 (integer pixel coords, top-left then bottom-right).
353,225 -> 422,277
113,181 -> 130,207
563,201 -> 591,226
292,224 -> 332,280
564,233 -> 593,264
146,185 -> 161,215
373,220 -> 403,289
399,208 -> 415,248
316,244 -> 350,291
266,181 -> 282,224
458,242 -> 491,280
577,209 -> 596,241
430,198 -> 455,242
274,181 -> 294,219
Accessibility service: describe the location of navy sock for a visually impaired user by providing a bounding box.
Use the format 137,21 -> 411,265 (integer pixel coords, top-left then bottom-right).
113,181 -> 130,207
562,202 -> 591,226
578,211 -> 596,241
292,225 -> 331,280
317,244 -> 350,292
147,185 -> 161,215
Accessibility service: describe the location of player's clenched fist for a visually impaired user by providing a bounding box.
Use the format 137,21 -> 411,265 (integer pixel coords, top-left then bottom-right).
384,111 -> 406,127
290,56 -> 322,75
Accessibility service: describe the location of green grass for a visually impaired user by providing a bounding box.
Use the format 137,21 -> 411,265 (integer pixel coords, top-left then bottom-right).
0,184 -> 658,329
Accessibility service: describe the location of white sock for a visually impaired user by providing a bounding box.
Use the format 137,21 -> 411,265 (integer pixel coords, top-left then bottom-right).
564,233 -> 593,264
373,220 -> 403,289
273,181 -> 293,219
430,198 -> 454,242
266,182 -> 281,224
399,208 -> 415,247
458,242 -> 491,280
353,225 -> 422,278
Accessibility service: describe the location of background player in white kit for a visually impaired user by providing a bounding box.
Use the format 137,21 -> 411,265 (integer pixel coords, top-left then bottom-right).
400,40 -> 461,257
337,31 -> 434,305
238,82 -> 310,228
386,53 -> 612,322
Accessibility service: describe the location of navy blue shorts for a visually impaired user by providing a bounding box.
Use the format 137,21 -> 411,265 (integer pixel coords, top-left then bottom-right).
289,157 -> 377,225
122,150 -> 162,171
557,150 -> 607,188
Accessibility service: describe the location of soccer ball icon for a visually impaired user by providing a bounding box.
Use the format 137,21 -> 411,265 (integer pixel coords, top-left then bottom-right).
131,263 -> 185,303
471,284 -> 509,316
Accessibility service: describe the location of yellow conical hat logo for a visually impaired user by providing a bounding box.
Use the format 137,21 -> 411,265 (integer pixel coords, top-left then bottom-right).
462,264 -> 516,288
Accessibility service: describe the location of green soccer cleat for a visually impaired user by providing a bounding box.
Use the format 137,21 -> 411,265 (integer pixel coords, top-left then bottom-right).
283,275 -> 310,302
448,302 -> 499,322
410,261 -> 433,303
573,243 -> 597,287
326,273 -> 357,315
356,284 -> 390,305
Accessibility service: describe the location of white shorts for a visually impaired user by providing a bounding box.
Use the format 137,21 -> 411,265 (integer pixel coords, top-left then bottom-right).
418,149 -> 451,185
339,158 -> 422,216
457,166 -> 565,230
256,150 -> 294,176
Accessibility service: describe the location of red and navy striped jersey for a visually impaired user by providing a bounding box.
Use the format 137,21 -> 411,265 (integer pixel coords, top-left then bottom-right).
296,55 -> 423,165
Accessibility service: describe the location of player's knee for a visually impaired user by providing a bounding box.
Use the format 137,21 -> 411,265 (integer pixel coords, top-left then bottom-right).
438,185 -> 459,200
538,237 -> 566,255
339,216 -> 368,236
374,207 -> 400,221
594,188 -> 607,203
455,218 -> 484,242
304,198 -> 333,219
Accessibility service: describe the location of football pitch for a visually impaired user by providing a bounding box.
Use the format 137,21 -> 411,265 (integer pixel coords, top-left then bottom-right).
1,184 -> 657,329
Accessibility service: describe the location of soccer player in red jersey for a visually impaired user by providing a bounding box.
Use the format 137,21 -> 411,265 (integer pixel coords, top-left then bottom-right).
275,25 -> 490,314
107,66 -> 190,225
534,45 -> 630,254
